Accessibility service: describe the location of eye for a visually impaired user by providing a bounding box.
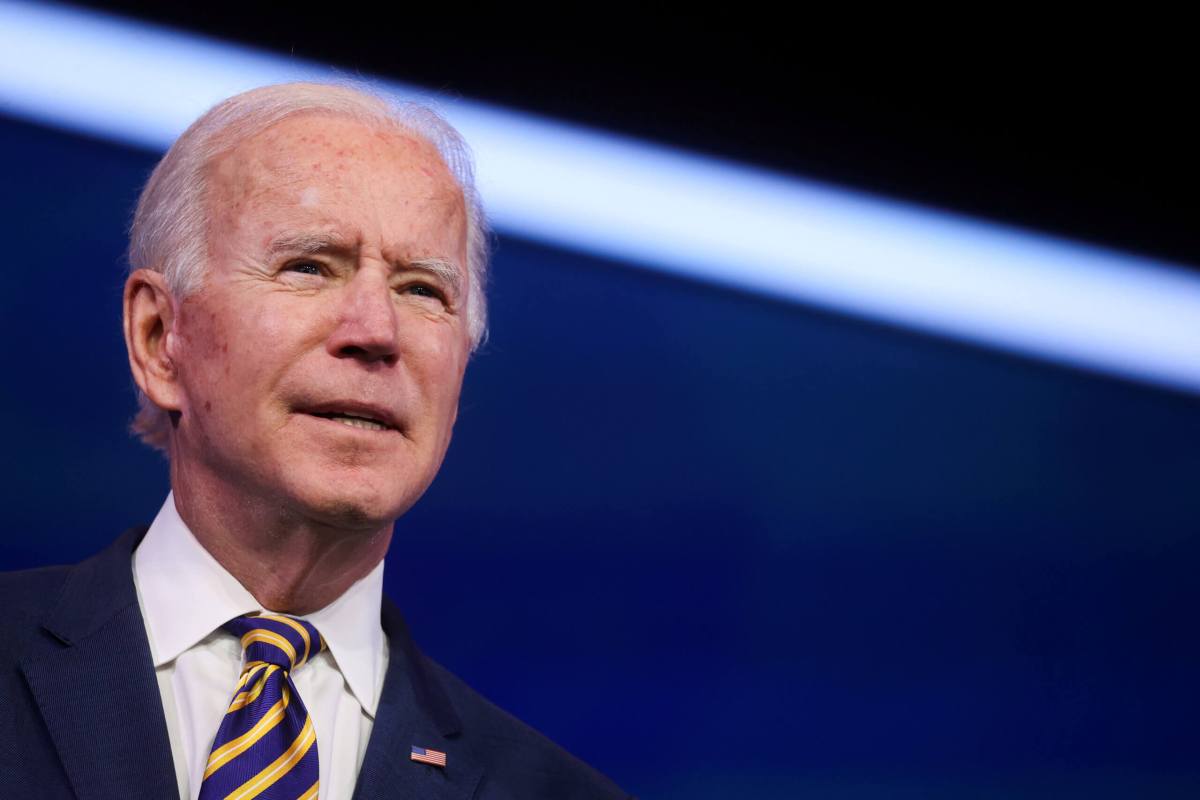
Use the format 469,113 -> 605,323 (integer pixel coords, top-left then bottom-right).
403,284 -> 445,301
284,261 -> 323,276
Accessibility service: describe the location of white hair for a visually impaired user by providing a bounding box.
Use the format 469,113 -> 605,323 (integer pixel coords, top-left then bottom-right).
128,82 -> 490,451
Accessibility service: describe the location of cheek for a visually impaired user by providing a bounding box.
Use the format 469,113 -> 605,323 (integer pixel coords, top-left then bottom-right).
395,313 -> 463,383
247,307 -> 299,351
179,297 -> 294,406
412,332 -> 468,411
176,302 -> 232,402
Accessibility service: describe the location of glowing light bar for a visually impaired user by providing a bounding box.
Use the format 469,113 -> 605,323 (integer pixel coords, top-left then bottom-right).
3,0 -> 1200,394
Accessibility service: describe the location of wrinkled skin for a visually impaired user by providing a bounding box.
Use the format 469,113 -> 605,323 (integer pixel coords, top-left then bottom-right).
125,113 -> 473,611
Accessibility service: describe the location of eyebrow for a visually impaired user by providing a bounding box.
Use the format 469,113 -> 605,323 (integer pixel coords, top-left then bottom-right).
265,231 -> 356,259
407,257 -> 464,300
265,232 -> 464,298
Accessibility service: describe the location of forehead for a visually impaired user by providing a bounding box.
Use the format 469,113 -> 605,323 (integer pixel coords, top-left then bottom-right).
207,113 -> 466,257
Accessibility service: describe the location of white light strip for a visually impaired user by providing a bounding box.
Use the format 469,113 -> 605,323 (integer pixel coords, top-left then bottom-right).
3,0 -> 1200,394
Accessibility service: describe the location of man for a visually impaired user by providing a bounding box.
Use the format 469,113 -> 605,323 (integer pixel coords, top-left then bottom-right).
0,83 -> 630,800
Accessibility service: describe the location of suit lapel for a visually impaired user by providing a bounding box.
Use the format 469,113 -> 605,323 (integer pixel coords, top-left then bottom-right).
18,527 -> 482,800
19,528 -> 177,800
353,599 -> 484,800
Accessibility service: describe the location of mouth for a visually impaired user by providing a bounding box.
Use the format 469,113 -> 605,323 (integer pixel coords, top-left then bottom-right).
300,403 -> 399,433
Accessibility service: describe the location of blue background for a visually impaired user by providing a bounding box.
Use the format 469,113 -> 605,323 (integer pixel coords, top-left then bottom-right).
3,113 -> 1200,797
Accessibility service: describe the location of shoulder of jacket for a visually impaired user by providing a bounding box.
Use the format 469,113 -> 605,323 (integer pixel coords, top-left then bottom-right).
0,562 -> 73,657
0,561 -> 72,608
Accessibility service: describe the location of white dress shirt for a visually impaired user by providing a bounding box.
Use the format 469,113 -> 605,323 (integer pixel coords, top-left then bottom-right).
131,493 -> 389,800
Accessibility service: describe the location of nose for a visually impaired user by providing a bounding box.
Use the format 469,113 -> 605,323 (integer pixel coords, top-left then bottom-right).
325,266 -> 399,364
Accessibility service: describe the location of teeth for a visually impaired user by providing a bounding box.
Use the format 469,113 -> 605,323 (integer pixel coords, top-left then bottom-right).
327,414 -> 386,431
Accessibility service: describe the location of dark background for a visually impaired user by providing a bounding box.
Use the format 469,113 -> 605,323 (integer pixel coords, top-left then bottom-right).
62,8 -> 1200,268
3,7 -> 1199,797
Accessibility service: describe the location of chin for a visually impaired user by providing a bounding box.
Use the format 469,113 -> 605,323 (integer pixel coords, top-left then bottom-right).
303,499 -> 386,530
289,475 -> 424,532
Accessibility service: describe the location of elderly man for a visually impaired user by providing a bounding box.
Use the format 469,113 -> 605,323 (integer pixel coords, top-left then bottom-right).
0,83 -> 628,800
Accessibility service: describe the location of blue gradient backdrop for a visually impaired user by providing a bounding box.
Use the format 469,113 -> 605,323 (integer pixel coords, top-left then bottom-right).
3,115 -> 1200,797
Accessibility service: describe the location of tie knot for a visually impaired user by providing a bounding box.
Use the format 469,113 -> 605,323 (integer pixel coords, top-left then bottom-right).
223,613 -> 325,672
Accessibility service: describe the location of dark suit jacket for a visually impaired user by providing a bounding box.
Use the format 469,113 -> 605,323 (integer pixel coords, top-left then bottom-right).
0,527 -> 630,799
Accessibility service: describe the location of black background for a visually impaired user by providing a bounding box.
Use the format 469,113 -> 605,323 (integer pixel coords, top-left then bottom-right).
71,5 -> 1200,269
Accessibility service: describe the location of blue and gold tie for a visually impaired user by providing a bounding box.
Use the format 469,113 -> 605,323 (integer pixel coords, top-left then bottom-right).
198,614 -> 326,800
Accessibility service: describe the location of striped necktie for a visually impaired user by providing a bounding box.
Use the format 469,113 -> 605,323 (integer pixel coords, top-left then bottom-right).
198,613 -> 326,800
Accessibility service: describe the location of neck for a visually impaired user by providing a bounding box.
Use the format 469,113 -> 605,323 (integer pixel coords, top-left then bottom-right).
169,463 -> 393,616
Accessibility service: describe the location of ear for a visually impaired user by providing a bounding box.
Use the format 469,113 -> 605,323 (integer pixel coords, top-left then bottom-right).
124,269 -> 184,415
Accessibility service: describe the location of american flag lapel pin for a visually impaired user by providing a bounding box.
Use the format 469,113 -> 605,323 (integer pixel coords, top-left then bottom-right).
411,745 -> 448,768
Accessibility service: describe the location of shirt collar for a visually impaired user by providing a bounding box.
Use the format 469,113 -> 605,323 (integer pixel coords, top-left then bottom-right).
132,492 -> 386,717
